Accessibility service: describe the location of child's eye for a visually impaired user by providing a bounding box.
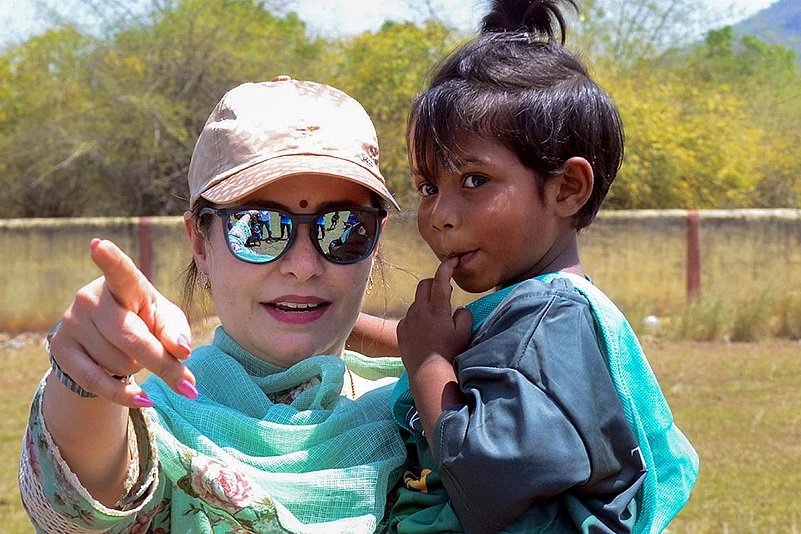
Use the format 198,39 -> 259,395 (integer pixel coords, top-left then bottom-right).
463,174 -> 489,188
417,182 -> 438,197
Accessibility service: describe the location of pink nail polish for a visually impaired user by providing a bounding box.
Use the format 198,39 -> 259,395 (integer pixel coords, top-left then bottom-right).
132,395 -> 153,408
177,379 -> 198,400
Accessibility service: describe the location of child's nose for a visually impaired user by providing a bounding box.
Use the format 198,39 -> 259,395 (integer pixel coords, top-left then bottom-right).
428,193 -> 462,231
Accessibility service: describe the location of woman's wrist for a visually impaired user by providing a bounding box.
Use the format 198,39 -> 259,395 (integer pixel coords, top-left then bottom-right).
46,320 -> 132,398
347,313 -> 400,356
41,370 -> 134,507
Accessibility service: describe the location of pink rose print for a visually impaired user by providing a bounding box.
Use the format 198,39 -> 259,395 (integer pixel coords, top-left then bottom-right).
120,499 -> 166,534
189,457 -> 254,512
24,430 -> 42,480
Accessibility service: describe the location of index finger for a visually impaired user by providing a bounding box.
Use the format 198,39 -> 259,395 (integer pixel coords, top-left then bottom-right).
429,257 -> 458,309
89,238 -> 156,320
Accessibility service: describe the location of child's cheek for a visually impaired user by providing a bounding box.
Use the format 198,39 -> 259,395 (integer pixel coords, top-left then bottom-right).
416,215 -> 437,250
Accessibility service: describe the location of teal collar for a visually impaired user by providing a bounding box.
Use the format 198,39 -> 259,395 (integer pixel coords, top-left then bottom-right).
465,282 -> 524,333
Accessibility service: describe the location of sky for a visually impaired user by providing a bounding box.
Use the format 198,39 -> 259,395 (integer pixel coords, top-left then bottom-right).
0,0 -> 783,47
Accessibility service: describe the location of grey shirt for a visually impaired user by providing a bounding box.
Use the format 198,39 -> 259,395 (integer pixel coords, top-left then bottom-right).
427,278 -> 646,533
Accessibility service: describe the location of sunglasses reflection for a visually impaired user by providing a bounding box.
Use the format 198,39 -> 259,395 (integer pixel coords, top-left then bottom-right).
225,210 -> 375,263
327,217 -> 372,262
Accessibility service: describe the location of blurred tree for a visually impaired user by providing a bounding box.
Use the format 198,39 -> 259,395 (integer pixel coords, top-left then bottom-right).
1,0 -> 800,216
570,0 -> 703,69
604,26 -> 801,209
327,20 -> 456,209
0,28 -> 100,216
0,0 -> 322,217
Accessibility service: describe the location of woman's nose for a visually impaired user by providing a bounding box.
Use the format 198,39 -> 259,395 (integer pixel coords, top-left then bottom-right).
278,225 -> 325,281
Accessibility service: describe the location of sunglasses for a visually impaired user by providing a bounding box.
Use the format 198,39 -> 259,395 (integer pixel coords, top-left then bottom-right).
199,206 -> 387,265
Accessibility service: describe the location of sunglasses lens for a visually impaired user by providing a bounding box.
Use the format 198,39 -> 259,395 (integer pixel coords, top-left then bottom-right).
318,209 -> 380,264
225,209 -> 288,263
224,208 -> 381,264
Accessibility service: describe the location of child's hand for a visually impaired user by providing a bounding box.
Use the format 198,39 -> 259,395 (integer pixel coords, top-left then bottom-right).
398,257 -> 473,374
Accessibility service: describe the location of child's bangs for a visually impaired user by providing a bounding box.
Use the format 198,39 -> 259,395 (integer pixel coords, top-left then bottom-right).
409,83 -> 510,183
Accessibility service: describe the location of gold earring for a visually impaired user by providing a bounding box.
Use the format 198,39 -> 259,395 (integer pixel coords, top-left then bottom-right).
365,274 -> 374,295
197,272 -> 211,291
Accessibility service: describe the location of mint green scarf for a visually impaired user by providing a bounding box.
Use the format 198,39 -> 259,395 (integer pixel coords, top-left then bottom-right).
143,328 -> 407,533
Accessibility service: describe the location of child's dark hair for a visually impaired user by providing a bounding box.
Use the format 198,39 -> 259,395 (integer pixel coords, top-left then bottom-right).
408,0 -> 624,229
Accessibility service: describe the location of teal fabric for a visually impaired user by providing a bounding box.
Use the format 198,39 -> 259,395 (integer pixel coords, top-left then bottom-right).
390,274 -> 698,533
536,272 -> 699,534
141,327 -> 408,533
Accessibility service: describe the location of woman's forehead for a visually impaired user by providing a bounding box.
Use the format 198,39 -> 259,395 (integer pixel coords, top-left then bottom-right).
239,174 -> 373,208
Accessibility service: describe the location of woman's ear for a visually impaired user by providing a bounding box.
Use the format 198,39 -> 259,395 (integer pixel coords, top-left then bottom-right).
184,211 -> 209,271
546,157 -> 594,218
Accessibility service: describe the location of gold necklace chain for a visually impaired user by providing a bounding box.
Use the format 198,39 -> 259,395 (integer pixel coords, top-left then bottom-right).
346,367 -> 356,400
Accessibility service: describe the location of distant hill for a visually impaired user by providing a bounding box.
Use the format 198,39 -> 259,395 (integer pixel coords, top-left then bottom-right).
733,0 -> 801,61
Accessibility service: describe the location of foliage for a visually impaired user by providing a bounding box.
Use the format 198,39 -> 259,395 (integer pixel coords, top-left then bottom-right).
600,26 -> 801,210
571,0 -> 700,69
734,0 -> 801,63
1,0 -> 800,216
326,20 -> 456,209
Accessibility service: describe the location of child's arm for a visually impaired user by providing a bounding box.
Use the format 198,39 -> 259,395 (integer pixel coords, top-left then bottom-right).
397,258 -> 472,443
346,313 -> 400,356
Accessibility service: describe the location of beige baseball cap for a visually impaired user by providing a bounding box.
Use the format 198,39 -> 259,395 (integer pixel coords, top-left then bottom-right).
188,76 -> 399,210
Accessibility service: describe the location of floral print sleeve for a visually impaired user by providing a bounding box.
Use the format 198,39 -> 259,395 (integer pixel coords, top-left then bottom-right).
19,372 -> 170,533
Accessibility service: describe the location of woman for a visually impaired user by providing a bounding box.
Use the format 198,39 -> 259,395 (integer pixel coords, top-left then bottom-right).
20,78 -> 407,533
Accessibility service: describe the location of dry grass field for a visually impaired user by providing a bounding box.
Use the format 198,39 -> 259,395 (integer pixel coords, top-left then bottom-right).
2,216 -> 800,532
1,331 -> 799,533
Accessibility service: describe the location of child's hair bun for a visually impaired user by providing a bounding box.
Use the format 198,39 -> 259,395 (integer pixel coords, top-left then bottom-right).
481,0 -> 578,44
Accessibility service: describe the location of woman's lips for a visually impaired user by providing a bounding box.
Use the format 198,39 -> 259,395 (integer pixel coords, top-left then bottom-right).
262,296 -> 330,325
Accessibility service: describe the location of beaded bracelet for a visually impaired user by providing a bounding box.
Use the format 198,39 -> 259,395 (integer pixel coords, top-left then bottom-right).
46,320 -> 131,398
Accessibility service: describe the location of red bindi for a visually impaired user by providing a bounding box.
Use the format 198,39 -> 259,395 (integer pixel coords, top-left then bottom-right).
299,199 -> 308,209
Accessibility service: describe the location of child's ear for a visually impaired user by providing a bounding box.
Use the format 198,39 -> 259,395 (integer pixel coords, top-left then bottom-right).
546,157 -> 594,218
184,211 -> 209,271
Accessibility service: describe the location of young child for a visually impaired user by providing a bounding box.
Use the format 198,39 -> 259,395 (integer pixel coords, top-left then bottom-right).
375,0 -> 700,532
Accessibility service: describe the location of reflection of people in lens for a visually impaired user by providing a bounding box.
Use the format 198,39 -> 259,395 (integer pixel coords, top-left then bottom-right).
228,213 -> 252,253
327,211 -> 340,231
316,215 -> 326,239
279,214 -> 291,240
344,212 -> 359,229
328,221 -> 372,262
248,211 -> 263,245
259,210 -> 274,241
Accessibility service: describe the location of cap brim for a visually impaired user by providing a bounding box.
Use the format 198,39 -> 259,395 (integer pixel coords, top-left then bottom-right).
200,154 -> 400,211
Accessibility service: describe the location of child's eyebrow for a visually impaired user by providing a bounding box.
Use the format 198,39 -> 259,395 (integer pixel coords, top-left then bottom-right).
456,156 -> 491,167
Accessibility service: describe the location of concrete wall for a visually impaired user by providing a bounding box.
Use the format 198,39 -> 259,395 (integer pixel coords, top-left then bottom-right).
1,210 -> 799,332
0,217 -> 190,332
